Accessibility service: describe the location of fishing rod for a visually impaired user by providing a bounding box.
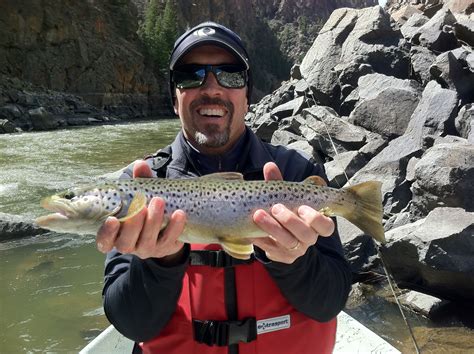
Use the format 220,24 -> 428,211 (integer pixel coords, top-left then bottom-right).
300,80 -> 421,354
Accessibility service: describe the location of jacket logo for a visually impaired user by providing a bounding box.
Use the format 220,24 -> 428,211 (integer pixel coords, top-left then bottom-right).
257,315 -> 291,334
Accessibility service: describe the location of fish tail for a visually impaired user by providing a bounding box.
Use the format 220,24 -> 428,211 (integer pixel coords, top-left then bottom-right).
339,181 -> 385,243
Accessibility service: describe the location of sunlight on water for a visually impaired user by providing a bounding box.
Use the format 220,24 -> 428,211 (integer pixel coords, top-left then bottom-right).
0,119 -> 181,353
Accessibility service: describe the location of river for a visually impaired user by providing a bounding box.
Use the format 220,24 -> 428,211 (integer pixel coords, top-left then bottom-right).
0,120 -> 472,353
0,120 -> 181,353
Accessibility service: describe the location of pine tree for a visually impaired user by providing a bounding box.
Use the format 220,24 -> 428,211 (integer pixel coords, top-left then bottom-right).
139,0 -> 178,72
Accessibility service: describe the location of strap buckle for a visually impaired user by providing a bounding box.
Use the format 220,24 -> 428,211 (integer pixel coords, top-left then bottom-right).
193,317 -> 257,346
190,250 -> 254,268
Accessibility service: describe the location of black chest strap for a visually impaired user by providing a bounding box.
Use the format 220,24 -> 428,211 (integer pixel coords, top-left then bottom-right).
190,250 -> 255,268
144,145 -> 173,178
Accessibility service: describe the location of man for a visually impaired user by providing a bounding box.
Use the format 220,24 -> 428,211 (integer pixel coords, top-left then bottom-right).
97,22 -> 351,353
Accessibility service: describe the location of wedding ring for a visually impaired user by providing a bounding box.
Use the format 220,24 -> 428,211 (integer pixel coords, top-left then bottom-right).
289,240 -> 300,251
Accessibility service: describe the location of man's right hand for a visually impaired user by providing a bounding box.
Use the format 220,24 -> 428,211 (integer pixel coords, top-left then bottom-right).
95,160 -> 187,263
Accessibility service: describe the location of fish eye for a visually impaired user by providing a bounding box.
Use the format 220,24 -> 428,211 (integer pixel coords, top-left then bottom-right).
63,191 -> 75,200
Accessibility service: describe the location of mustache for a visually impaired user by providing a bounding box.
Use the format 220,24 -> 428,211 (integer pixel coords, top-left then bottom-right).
190,97 -> 234,115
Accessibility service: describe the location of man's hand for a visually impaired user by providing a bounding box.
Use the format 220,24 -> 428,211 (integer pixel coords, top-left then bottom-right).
95,160 -> 186,263
252,162 -> 335,264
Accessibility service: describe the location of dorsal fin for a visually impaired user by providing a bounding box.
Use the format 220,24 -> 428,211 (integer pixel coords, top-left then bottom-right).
303,175 -> 327,186
200,172 -> 244,181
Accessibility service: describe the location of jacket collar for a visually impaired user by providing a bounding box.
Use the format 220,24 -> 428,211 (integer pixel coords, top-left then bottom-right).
166,127 -> 274,179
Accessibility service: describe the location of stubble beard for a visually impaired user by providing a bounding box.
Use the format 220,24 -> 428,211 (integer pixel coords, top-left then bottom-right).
190,97 -> 234,148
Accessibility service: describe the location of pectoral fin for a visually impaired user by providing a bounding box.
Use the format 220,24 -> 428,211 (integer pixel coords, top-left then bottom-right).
218,237 -> 254,260
118,192 -> 147,222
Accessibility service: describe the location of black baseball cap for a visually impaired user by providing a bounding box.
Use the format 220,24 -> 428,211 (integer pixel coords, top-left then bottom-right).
169,22 -> 252,104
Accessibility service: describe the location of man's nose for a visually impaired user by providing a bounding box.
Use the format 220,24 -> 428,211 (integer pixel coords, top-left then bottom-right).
200,72 -> 222,95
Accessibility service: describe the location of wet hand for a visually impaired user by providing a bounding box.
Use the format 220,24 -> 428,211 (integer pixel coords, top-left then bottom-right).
95,160 -> 186,262
252,162 -> 334,264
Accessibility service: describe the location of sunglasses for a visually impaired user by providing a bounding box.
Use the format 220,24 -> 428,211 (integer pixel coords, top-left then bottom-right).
172,64 -> 247,89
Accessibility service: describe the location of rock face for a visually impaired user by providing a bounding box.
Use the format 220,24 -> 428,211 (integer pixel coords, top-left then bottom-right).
0,0 -> 168,119
246,4 -> 474,301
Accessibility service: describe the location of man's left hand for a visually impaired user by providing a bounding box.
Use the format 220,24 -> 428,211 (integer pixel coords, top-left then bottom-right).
252,162 -> 335,264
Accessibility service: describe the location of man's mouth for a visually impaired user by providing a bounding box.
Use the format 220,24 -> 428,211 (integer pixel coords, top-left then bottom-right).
197,107 -> 226,118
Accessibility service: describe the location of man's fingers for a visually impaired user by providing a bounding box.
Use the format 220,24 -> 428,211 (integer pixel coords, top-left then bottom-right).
298,206 -> 335,237
263,162 -> 283,181
114,208 -> 147,254
133,160 -> 153,178
135,198 -> 166,252
159,210 -> 187,247
96,217 -> 120,253
253,208 -> 297,249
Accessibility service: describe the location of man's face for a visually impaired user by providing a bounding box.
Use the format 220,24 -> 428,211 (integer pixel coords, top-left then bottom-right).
173,45 -> 248,155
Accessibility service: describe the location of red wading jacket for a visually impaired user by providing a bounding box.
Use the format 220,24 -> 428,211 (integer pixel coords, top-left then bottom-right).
140,243 -> 337,354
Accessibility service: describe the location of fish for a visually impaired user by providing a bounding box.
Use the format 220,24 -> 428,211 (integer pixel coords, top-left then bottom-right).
35,172 -> 385,259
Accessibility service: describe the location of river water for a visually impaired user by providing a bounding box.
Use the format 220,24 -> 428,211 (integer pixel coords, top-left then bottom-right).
0,120 -> 472,353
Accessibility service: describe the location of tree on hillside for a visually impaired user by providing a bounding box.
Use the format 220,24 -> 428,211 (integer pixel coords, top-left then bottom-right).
139,0 -> 178,73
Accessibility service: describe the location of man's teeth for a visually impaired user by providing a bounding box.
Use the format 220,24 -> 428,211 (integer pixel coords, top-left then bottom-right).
198,108 -> 225,117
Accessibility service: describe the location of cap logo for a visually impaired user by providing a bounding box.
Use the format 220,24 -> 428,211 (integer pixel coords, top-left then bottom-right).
194,27 -> 216,37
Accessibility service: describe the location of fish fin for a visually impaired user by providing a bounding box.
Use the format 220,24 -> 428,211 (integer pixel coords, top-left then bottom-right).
118,192 -> 147,222
218,237 -> 254,260
200,172 -> 244,180
303,175 -> 327,186
340,181 -> 386,243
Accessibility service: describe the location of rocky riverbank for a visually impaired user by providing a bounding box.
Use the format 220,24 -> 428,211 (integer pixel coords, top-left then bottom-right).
0,75 -> 170,133
246,3 -> 473,310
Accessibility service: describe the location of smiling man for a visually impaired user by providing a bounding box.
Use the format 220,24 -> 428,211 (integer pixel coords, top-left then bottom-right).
97,22 -> 351,354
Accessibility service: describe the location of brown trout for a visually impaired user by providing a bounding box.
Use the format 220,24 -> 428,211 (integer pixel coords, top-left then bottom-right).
35,172 -> 385,259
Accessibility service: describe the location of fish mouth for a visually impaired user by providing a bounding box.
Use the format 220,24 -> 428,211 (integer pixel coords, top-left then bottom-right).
40,196 -> 78,218
35,212 -> 69,228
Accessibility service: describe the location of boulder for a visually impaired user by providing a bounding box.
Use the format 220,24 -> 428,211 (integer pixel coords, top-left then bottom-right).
405,80 -> 458,138
28,107 -> 59,130
410,45 -> 438,84
400,12 -> 430,40
455,104 -> 473,142
287,140 -> 325,164
391,5 -> 423,24
0,212 -> 49,241
270,129 -> 302,146
270,96 -> 307,119
381,207 -> 474,301
349,73 -> 421,139
338,217 -> 379,274
300,106 -> 369,159
301,6 -> 409,109
430,46 -> 474,103
300,8 -> 359,106
412,7 -> 459,52
453,13 -> 474,47
349,133 -> 423,214
400,291 -> 446,317
411,141 -> 474,216
0,119 -> 16,133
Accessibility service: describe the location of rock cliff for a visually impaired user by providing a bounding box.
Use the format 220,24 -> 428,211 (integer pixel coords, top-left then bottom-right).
0,0 -> 169,119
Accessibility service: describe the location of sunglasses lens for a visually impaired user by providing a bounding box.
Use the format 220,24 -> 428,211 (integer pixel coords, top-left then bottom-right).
215,65 -> 246,88
173,67 -> 206,89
